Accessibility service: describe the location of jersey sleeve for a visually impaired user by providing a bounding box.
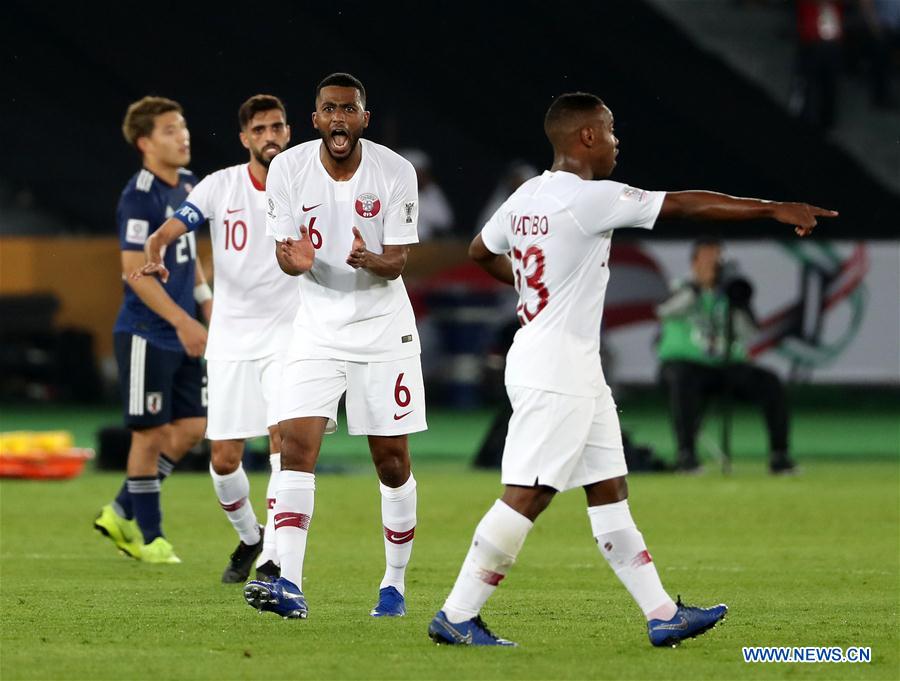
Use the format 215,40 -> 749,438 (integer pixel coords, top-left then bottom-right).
265,156 -> 297,241
573,181 -> 665,235
479,202 -> 510,255
382,161 -> 419,245
173,174 -> 215,231
117,190 -> 157,252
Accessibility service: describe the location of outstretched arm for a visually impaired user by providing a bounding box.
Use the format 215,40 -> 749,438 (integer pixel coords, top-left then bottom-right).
660,191 -> 838,236
469,233 -> 515,286
121,250 -> 207,357
131,217 -> 188,282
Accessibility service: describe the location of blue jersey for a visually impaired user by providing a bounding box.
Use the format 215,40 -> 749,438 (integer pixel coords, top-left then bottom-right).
113,167 -> 200,352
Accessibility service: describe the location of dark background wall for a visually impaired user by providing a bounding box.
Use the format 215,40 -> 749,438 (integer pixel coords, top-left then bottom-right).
3,0 -> 898,238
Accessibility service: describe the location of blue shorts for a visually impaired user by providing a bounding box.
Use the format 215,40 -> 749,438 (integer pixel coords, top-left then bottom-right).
114,332 -> 207,430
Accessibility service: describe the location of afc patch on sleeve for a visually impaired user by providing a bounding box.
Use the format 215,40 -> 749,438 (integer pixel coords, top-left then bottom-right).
403,201 -> 417,224
125,219 -> 150,245
176,204 -> 201,225
619,186 -> 648,203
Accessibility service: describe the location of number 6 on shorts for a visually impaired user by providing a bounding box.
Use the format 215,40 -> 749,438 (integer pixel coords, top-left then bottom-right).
394,373 -> 411,407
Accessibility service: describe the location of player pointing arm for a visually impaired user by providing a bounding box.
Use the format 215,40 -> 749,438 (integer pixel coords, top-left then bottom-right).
430,91 -> 836,649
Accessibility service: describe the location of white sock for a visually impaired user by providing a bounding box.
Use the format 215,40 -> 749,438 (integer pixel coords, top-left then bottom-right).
379,473 -> 417,594
257,453 -> 281,567
275,470 -> 315,590
210,463 -> 260,545
442,500 -> 533,623
588,500 -> 677,621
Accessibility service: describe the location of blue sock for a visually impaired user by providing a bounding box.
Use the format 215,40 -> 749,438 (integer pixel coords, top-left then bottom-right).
128,476 -> 163,543
113,454 -> 176,520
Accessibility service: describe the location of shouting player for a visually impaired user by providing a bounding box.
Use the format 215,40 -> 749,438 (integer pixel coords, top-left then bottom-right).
428,92 -> 837,647
243,73 -> 424,620
135,95 -> 297,583
94,96 -> 210,565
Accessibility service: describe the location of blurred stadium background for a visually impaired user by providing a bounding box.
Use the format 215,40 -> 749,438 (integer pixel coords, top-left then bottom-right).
1,0 -> 897,466
1,1 -> 898,678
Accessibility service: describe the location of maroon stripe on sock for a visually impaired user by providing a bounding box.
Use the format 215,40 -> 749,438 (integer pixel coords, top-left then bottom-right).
220,497 -> 246,512
267,498 -> 275,510
631,550 -> 653,568
275,512 -> 310,531
476,568 -> 505,586
384,526 -> 415,544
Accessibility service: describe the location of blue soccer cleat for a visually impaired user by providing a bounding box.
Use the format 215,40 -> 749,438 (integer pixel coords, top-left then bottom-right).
647,596 -> 728,647
370,586 -> 406,617
428,610 -> 517,646
243,577 -> 308,619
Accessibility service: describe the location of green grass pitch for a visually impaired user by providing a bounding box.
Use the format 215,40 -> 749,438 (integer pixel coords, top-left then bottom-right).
1,461 -> 897,680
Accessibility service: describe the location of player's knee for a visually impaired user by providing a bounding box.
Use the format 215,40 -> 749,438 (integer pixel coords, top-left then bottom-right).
210,441 -> 243,474
130,426 -> 167,454
501,486 -> 555,521
165,420 -> 205,457
373,457 -> 410,487
268,427 -> 282,454
370,439 -> 410,486
279,430 -> 318,470
584,476 -> 628,505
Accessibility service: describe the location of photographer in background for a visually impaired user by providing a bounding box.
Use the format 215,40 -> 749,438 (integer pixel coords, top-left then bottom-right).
656,238 -> 796,475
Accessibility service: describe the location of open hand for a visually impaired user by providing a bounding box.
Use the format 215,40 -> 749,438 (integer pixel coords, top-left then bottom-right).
131,261 -> 170,283
773,202 -> 838,237
175,316 -> 207,358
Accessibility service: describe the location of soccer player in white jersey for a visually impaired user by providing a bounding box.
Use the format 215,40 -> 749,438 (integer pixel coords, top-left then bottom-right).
428,92 -> 838,647
135,95 -> 297,584
242,73 -> 425,620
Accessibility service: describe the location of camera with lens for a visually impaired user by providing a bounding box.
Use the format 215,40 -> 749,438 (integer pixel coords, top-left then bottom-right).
716,260 -> 754,310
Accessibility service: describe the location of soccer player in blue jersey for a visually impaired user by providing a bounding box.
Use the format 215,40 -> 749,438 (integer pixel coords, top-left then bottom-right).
93,96 -> 211,564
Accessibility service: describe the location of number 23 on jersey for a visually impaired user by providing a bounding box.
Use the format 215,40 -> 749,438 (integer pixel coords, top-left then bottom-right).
512,246 -> 549,325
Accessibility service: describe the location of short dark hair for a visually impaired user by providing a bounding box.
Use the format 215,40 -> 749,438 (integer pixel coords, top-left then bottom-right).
544,92 -> 605,138
691,237 -> 723,260
122,96 -> 182,147
315,72 -> 366,107
238,94 -> 286,130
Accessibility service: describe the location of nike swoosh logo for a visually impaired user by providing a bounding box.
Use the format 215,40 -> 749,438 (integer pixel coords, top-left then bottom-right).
652,616 -> 689,631
393,411 -> 413,420
226,208 -> 243,214
302,203 -> 322,212
441,620 -> 473,644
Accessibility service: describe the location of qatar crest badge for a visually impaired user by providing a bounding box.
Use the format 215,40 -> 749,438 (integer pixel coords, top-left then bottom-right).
355,193 -> 381,219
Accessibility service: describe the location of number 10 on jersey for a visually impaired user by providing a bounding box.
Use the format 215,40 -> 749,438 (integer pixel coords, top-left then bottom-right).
223,219 -> 247,251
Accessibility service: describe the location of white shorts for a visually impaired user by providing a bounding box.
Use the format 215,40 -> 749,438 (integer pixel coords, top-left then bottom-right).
501,386 -> 627,492
206,355 -> 281,440
279,356 -> 427,436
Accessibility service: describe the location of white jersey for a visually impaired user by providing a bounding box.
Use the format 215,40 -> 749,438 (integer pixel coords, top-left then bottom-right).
481,171 -> 665,396
176,163 -> 298,361
265,139 -> 421,362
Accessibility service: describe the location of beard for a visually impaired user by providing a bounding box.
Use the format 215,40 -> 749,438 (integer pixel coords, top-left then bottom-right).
252,144 -> 283,168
